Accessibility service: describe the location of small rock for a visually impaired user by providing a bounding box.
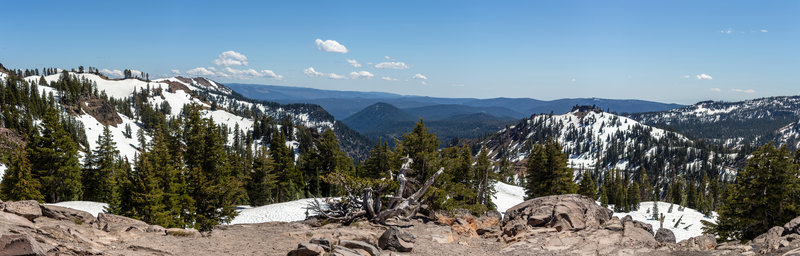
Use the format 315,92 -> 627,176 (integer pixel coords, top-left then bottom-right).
621,215 -> 633,223
309,238 -> 331,247
166,228 -> 202,238
288,242 -> 326,256
331,245 -> 364,256
654,228 -> 676,244
622,221 -> 657,247
784,216 -> 800,235
3,200 -> 42,221
145,225 -> 166,234
340,240 -> 379,256
0,234 -> 47,255
378,227 -> 415,252
40,204 -> 95,224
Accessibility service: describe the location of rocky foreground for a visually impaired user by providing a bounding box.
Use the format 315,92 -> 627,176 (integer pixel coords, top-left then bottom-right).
1,196 -> 800,255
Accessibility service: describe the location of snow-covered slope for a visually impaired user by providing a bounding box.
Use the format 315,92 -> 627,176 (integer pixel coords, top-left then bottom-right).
493,182 -> 525,215
482,108 -> 736,184
0,164 -> 6,182
776,119 -> 800,149
230,198 -> 322,224
610,201 -> 716,242
628,97 -> 800,148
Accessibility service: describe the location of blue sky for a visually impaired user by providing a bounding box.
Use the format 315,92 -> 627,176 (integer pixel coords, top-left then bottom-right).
1,1 -> 798,104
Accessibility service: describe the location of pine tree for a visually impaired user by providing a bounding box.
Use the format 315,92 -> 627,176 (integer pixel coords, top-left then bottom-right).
524,139 -> 576,199
28,106 -> 82,202
270,130 -> 301,202
715,143 -> 800,241
396,120 -> 440,186
82,126 -> 122,203
0,147 -> 44,202
246,146 -> 276,206
652,189 -> 659,220
686,180 -> 697,209
577,170 -> 597,199
475,147 -> 496,210
627,182 -> 640,211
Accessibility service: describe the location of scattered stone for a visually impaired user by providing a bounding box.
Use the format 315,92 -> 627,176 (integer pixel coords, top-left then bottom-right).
166,228 -> 202,238
40,204 -> 95,224
0,234 -> 47,256
340,240 -> 379,256
3,200 -> 42,221
288,242 -> 325,256
309,238 -> 331,247
146,225 -> 166,234
378,227 -> 415,252
654,228 -> 676,244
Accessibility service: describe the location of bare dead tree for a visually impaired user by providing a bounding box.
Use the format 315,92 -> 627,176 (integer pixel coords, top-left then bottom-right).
309,157 -> 444,225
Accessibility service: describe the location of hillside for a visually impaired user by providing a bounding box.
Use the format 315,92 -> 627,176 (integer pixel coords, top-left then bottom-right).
342,102 -> 417,132
481,106 -> 738,188
343,102 -> 517,146
11,72 -> 371,160
627,96 -> 800,149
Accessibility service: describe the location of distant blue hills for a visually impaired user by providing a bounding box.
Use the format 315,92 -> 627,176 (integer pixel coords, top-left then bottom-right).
227,83 -> 685,120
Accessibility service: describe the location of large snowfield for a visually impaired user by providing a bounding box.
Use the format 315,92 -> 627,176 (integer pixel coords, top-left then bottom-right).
35,182 -> 712,242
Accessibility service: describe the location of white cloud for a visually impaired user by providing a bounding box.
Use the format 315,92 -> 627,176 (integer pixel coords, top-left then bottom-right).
130,70 -> 143,77
412,73 -> 428,80
186,67 -> 216,76
213,50 -> 249,66
171,69 -> 180,75
349,71 -> 374,79
221,67 -> 283,80
304,67 -> 347,80
375,62 -> 409,69
731,88 -> 755,93
710,88 -> 722,92
346,59 -> 362,68
420,81 -> 428,86
761,29 -> 768,33
381,76 -> 397,81
100,69 -> 124,78
315,39 -> 348,53
721,28 -> 733,34
384,56 -> 391,60
696,73 -> 713,80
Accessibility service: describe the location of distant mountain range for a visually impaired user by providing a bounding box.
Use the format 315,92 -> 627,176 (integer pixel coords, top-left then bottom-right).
227,83 -> 685,119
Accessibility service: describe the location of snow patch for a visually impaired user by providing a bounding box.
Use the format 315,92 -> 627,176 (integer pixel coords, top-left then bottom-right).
610,201 -> 716,242
492,182 -> 525,215
47,201 -> 109,217
230,198 -> 322,224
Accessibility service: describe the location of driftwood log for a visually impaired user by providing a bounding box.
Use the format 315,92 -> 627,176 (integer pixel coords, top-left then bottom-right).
310,157 -> 443,224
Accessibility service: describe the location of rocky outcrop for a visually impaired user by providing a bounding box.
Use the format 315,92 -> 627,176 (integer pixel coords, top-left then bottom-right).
0,234 -> 47,255
678,234 -> 717,251
4,200 -> 42,221
501,194 -> 612,241
40,204 -> 95,224
786,216 -> 800,235
288,238 -> 381,256
378,227 -> 415,252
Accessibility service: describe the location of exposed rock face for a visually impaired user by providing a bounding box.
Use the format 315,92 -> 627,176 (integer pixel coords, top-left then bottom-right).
654,228 -> 676,244
3,200 -> 42,221
96,212 -> 151,233
80,97 -> 122,126
166,228 -> 202,238
0,234 -> 47,255
40,204 -> 95,224
622,221 -> 657,247
379,227 -> 415,252
501,194 -> 612,240
288,242 -> 326,256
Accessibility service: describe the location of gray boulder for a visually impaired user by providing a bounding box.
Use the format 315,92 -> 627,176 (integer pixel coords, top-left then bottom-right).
654,228 -> 676,244
4,200 -> 42,221
622,220 -> 657,247
340,240 -> 379,256
378,227 -> 415,252
287,242 -> 326,256
679,234 -> 717,250
502,194 -> 613,239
